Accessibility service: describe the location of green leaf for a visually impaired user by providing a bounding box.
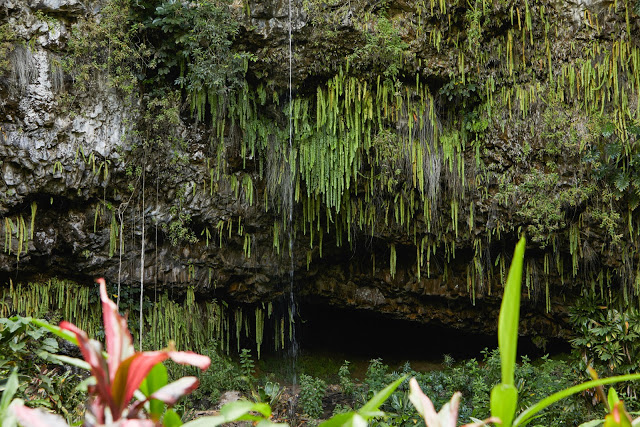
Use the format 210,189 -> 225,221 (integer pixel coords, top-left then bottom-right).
319,412 -> 356,427
514,373 -> 640,426
491,383 -> 518,427
163,409 -> 182,427
0,369 -> 19,413
498,237 -> 526,387
615,172 -> 630,192
180,415 -> 226,427
608,387 -> 620,412
140,363 -> 169,419
360,375 -> 407,413
602,122 -> 616,138
578,420 -> 604,427
30,319 -> 78,346
9,341 -> 26,352
46,354 -> 91,370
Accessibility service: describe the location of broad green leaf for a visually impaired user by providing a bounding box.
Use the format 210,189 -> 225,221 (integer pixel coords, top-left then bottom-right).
30,319 -> 78,346
491,383 -> 518,427
319,411 -> 355,427
163,409 -> 182,427
26,327 -> 47,340
514,373 -> 640,426
140,363 -> 169,419
360,375 -> 406,413
608,387 -> 620,412
181,414 -> 228,427
9,341 -> 26,352
220,400 -> 266,420
578,420 -> 604,427
46,354 -> 91,370
498,237 -> 525,387
0,369 -> 19,413
182,400 -> 273,427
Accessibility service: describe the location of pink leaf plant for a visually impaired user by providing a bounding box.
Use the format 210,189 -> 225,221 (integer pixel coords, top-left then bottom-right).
13,278 -> 211,427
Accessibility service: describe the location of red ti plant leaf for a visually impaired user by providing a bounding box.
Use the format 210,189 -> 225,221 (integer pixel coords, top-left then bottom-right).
97,277 -> 135,383
11,402 -> 69,427
59,278 -> 211,423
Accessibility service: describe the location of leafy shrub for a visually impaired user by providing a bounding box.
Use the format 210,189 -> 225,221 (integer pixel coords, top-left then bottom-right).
569,293 -> 640,408
299,374 -> 326,419
169,347 -> 247,410
0,316 -> 86,424
338,361 -> 354,396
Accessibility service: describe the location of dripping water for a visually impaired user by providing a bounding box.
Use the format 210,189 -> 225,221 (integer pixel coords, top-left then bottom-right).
287,0 -> 298,386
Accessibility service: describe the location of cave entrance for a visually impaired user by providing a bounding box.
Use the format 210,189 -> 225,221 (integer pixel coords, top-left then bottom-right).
297,304 -> 496,369
286,303 -> 570,377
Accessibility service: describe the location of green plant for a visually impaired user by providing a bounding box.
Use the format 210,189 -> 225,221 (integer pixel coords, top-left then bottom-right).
584,122 -> 640,212
299,374 -> 327,419
408,237 -> 640,427
13,278 -> 211,426
175,348 -> 247,409
320,376 -> 407,427
239,348 -> 255,378
569,294 -> 640,401
64,0 -> 145,94
0,316 -> 87,423
349,15 -> 408,82
338,361 -> 355,396
253,381 -> 284,407
0,23 -> 16,74
1,370 -> 19,427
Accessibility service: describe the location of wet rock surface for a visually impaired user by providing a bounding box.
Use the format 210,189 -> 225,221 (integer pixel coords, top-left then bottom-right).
0,0 -> 635,342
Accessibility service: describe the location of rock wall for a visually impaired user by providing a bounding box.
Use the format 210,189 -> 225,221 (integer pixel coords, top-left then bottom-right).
1,0 -> 640,344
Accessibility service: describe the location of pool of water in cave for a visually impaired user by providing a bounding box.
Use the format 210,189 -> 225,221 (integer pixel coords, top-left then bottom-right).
256,304 -> 570,383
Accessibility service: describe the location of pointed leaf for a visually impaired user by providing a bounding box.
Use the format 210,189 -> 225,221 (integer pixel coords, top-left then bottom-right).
112,353 -> 138,415
319,412 -> 356,427
98,278 -> 134,383
181,415 -> 226,427
148,377 -> 199,406
360,375 -> 406,413
166,351 -> 211,371
498,237 -> 525,387
30,319 -> 78,346
608,388 -> 620,413
163,409 -> 183,427
0,369 -> 19,413
408,378 -> 440,426
577,421 -> 604,427
44,354 -> 91,370
438,392 -> 461,427
604,401 -> 633,427
59,321 -> 114,415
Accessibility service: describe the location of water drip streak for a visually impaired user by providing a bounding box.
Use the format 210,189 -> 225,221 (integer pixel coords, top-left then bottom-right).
288,0 -> 298,386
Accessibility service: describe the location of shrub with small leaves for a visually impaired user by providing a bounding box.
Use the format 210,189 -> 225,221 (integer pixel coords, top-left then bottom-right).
299,374 -> 326,419
239,348 -> 255,378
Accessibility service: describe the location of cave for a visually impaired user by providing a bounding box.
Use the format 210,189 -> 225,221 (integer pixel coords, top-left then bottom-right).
295,303 -> 571,367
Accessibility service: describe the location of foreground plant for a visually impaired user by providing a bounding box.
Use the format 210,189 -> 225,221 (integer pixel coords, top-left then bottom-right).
410,237 -> 640,427
11,278 -> 211,427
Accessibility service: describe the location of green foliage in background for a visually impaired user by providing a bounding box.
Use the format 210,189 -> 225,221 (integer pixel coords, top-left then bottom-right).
569,293 -> 640,408
0,316 -> 86,424
300,374 -> 327,419
0,23 -> 16,74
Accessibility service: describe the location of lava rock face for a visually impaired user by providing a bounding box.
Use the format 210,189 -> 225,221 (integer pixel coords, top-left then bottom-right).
1,0 -> 637,341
